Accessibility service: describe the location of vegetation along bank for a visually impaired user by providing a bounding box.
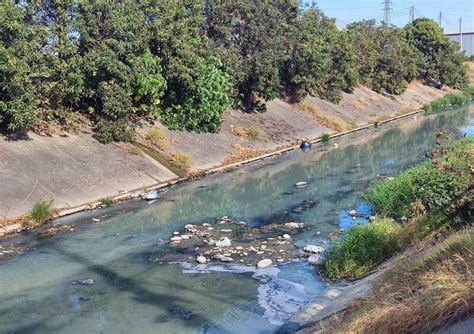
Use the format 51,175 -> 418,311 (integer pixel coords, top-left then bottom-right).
1,2 -> 469,142
309,134 -> 473,333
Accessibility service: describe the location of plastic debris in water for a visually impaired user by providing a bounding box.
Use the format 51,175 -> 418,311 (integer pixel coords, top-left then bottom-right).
300,140 -> 312,153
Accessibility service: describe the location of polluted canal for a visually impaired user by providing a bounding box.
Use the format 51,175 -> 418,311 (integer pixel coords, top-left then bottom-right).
0,107 -> 472,333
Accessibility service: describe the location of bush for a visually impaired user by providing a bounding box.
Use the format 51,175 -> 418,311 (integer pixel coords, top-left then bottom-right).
30,200 -> 54,227
323,219 -> 402,280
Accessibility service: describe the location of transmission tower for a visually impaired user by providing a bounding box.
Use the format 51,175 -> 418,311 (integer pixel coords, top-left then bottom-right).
382,0 -> 393,25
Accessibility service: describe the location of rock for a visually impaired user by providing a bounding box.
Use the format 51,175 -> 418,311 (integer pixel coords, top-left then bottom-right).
282,234 -> 291,240
92,218 -> 100,222
349,210 -> 357,217
173,231 -> 180,236
181,235 -> 190,240
215,237 -> 232,248
276,258 -> 285,263
170,236 -> 182,243
295,181 -> 307,188
369,216 -> 377,222
220,229 -> 232,233
143,190 -> 159,200
285,222 -> 304,229
308,254 -> 324,266
220,256 -> 233,263
202,223 -> 211,227
260,245 -> 267,250
304,245 -> 325,253
237,221 -> 247,226
257,259 -> 272,269
196,256 -> 207,264
257,251 -> 264,255
71,278 -> 95,285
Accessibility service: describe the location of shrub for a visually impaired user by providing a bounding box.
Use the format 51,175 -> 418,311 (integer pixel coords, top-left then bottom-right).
30,200 -> 54,227
321,133 -> 331,143
146,127 -> 169,151
172,152 -> 192,173
95,119 -> 134,144
246,126 -> 260,140
323,218 -> 402,280
412,165 -> 466,213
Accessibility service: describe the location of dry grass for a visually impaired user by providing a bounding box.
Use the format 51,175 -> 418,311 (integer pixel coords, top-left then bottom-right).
246,125 -> 261,140
297,102 -> 349,132
146,127 -> 169,151
231,125 -> 262,140
127,146 -> 143,156
324,227 -> 474,334
171,152 -> 192,173
223,144 -> 269,165
231,125 -> 247,138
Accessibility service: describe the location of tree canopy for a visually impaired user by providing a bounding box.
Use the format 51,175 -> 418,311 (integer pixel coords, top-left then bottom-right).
0,1 -> 468,142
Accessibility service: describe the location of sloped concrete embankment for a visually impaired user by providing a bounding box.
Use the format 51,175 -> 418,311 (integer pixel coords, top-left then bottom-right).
0,82 -> 446,225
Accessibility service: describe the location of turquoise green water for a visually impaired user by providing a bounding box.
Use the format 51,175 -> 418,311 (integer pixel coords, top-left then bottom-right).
0,108 -> 471,334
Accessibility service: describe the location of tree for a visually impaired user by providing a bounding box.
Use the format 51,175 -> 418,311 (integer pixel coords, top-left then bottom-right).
206,0 -> 298,110
0,2 -> 47,131
283,9 -> 357,103
405,18 -> 468,89
346,21 -> 420,95
147,0 -> 231,131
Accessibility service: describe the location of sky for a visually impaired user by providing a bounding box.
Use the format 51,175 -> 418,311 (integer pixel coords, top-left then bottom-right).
315,0 -> 474,32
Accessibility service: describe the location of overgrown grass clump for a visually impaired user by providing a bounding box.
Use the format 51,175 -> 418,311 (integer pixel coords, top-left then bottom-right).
321,133 -> 331,143
99,197 -> 114,207
172,152 -> 192,173
146,127 -> 169,151
323,219 -> 402,280
22,199 -> 55,229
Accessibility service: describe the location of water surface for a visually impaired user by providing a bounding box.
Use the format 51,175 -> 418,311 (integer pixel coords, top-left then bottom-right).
0,108 -> 471,334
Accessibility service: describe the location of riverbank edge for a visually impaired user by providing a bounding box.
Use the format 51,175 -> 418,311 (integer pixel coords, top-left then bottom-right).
0,109 -> 426,238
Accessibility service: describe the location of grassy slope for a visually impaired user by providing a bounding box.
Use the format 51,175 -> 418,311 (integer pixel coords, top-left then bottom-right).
324,227 -> 473,334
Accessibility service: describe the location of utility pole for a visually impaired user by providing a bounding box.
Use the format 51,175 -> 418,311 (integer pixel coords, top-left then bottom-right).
459,17 -> 463,52
409,5 -> 415,23
382,0 -> 393,25
438,12 -> 442,28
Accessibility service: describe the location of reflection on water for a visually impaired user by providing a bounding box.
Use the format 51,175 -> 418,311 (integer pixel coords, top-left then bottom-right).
0,107 -> 471,334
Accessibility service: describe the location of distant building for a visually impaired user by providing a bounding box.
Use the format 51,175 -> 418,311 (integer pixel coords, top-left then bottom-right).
299,0 -> 317,11
446,31 -> 474,56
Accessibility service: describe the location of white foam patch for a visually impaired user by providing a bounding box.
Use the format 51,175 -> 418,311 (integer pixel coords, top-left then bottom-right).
179,262 -> 311,326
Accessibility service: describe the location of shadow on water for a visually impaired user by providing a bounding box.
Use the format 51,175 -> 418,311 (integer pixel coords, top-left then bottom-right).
50,245 -> 215,328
